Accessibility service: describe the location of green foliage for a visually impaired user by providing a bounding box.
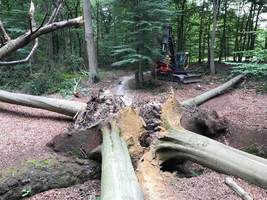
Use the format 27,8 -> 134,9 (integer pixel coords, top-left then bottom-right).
231,49 -> 267,77
21,71 -> 65,95
243,144 -> 267,159
21,188 -> 32,198
109,0 -> 173,69
1,0 -> 267,94
232,63 -> 267,77
63,54 -> 85,72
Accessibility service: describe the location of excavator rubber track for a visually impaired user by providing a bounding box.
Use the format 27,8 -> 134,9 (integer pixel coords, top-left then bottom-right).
172,73 -> 201,84
153,70 -> 201,84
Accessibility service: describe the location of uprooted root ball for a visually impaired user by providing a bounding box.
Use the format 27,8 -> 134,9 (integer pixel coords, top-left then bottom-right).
181,108 -> 228,138
74,92 -> 125,130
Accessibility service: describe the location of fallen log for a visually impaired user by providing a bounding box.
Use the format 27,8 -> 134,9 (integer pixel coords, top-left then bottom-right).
99,109 -> 145,200
0,158 -> 100,200
0,74 -> 244,118
156,96 -> 267,189
0,90 -> 86,117
101,121 -> 144,200
182,74 -> 244,107
225,177 -> 253,200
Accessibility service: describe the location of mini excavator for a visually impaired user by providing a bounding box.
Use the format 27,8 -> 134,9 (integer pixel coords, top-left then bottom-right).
153,25 -> 201,83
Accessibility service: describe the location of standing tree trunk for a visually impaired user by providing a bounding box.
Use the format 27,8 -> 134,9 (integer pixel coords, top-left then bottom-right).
83,0 -> 99,83
198,1 -> 205,63
219,0 -> 228,62
176,0 -> 186,52
209,0 -> 219,75
96,0 -> 100,59
250,4 -> 263,50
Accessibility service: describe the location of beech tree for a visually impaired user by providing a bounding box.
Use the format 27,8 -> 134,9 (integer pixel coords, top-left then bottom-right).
209,0 -> 220,75
83,0 -> 99,83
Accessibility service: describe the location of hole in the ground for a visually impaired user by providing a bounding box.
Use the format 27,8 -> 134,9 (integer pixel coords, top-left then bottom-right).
195,121 -> 209,136
160,159 -> 205,178
160,159 -> 183,173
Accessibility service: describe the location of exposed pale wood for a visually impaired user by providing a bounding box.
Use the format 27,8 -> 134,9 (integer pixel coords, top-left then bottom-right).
0,20 -> 11,42
101,122 -> 144,200
157,96 -> 267,189
182,74 -> 244,107
0,90 -> 86,117
225,177 -> 253,200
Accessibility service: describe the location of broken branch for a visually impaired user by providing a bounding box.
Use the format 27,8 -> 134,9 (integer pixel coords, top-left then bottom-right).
0,20 -> 11,42
0,38 -> 38,65
225,177 -> 253,200
0,16 -> 83,60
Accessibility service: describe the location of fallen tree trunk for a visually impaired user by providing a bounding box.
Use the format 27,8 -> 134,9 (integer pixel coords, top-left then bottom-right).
0,74 -> 244,118
156,96 -> 267,189
101,122 -> 144,200
182,74 -> 244,107
0,90 -> 86,117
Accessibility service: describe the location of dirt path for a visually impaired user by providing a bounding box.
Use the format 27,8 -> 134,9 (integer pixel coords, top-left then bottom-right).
0,102 -> 72,169
0,75 -> 266,199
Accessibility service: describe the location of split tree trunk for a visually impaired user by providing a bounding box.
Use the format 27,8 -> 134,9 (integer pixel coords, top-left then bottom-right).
156,96 -> 267,189
101,122 -> 144,200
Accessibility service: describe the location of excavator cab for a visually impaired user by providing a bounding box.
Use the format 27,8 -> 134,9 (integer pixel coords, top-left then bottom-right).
154,25 -> 201,84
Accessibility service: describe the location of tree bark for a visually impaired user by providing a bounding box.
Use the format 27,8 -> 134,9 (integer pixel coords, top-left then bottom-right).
182,74 -> 244,107
101,122 -> 144,200
219,0 -> 228,62
0,20 -> 11,42
0,74 -> 244,117
209,0 -> 219,74
198,1 -> 205,63
0,90 -> 86,117
83,0 -> 99,83
250,4 -> 263,50
225,177 -> 253,200
156,96 -> 267,189
0,17 -> 83,60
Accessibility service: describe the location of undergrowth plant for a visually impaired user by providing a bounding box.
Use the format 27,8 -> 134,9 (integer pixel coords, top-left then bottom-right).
230,49 -> 267,78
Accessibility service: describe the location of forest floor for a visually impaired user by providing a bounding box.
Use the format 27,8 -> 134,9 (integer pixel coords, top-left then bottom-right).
0,70 -> 267,199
